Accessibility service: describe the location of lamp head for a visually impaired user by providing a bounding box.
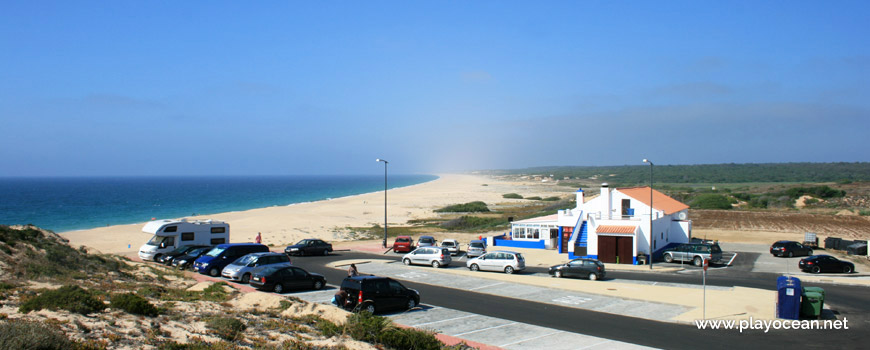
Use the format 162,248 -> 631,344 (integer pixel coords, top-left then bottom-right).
376,158 -> 380,162
642,159 -> 649,163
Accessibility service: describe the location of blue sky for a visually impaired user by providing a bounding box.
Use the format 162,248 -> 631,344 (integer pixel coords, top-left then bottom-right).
1,1 -> 868,176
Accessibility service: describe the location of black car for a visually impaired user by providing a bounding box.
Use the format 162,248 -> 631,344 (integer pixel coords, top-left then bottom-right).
284,238 -> 333,256
799,255 -> 855,274
156,245 -> 208,266
340,276 -> 420,314
548,258 -> 606,281
770,241 -> 813,257
171,247 -> 213,270
249,263 -> 326,293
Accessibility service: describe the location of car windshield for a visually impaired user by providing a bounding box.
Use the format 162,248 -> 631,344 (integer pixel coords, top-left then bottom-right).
206,247 -> 225,257
296,239 -> 311,245
189,247 -> 210,255
711,245 -> 722,253
441,242 -> 454,247
232,255 -> 257,266
516,253 -> 525,261
169,245 -> 190,254
146,236 -> 170,246
470,243 -> 484,248
396,238 -> 410,243
258,265 -> 282,275
420,238 -> 434,243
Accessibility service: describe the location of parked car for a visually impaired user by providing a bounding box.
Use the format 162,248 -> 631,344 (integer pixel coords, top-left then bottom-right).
249,263 -> 326,293
339,276 -> 420,314
799,255 -> 855,274
392,236 -> 415,253
284,238 -> 333,256
417,235 -> 437,247
549,258 -> 606,281
770,240 -> 813,257
221,252 -> 292,283
402,247 -> 451,268
467,240 -> 486,258
466,250 -> 526,274
156,245 -> 208,266
172,246 -> 213,270
662,242 -> 723,266
440,239 -> 460,256
193,243 -> 270,277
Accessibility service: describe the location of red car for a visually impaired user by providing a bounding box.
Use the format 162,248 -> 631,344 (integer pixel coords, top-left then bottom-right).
392,236 -> 415,253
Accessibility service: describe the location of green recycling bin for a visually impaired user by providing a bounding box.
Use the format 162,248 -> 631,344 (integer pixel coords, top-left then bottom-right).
802,286 -> 825,311
800,292 -> 823,319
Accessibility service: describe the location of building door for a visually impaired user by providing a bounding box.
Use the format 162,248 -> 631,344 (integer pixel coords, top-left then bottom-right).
617,237 -> 633,264
561,227 -> 572,254
598,236 -> 617,263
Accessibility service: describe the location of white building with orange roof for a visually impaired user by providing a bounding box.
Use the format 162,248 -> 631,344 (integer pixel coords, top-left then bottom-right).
504,183 -> 692,264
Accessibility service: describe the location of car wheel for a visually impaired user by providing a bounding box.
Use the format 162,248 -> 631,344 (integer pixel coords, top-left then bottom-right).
664,254 -> 673,263
209,268 -> 220,277
504,266 -> 515,274
788,251 -> 794,258
403,258 -> 411,266
843,266 -> 853,274
153,254 -> 162,262
313,280 -> 324,290
323,249 -> 329,256
241,274 -> 250,284
273,283 -> 284,293
470,264 -> 479,271
431,261 -> 441,268
693,257 -> 702,267
407,298 -> 417,309
589,273 -> 598,281
554,270 -> 562,278
364,303 -> 376,314
812,266 -> 821,274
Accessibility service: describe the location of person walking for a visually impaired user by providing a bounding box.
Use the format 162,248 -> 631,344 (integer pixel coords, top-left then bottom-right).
255,232 -> 262,244
347,263 -> 359,277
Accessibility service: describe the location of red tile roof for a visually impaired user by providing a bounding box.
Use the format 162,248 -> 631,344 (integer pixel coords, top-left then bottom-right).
618,187 -> 690,215
596,225 -> 638,234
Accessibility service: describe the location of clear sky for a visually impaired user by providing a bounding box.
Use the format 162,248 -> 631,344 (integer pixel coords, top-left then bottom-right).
1,1 -> 868,176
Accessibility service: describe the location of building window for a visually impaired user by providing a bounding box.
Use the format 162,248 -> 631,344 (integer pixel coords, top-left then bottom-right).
211,227 -> 226,234
163,226 -> 177,233
211,238 -> 226,245
181,232 -> 195,241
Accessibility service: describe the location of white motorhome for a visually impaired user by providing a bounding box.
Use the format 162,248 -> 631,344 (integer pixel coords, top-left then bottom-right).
138,219 -> 230,261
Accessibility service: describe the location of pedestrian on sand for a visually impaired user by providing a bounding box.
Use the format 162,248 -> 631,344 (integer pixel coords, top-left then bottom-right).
348,263 -> 359,277
255,232 -> 262,244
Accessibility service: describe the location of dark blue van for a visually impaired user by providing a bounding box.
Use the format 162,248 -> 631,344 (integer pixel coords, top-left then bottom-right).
193,243 -> 270,277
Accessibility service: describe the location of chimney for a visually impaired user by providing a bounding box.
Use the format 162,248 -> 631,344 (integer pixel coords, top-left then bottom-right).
575,188 -> 584,209
602,183 -> 611,219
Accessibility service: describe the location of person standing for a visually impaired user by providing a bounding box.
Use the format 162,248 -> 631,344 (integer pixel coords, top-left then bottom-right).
255,232 -> 262,244
347,263 -> 359,277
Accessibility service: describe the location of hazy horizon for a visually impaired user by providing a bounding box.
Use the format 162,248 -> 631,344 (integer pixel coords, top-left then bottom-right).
2,1 -> 868,176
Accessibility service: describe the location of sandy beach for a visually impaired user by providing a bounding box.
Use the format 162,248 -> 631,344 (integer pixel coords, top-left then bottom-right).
61,174 -> 570,255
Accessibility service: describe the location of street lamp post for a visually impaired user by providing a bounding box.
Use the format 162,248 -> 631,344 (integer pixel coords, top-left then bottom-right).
643,159 -> 654,270
376,158 -> 388,248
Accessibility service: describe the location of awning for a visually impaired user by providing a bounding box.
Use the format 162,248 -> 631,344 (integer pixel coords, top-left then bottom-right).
596,225 -> 638,234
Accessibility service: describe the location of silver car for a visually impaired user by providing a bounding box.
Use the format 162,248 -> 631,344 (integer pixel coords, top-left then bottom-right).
417,235 -> 437,247
467,240 -> 486,258
402,247 -> 452,268
467,250 -> 525,274
662,243 -> 723,267
440,239 -> 460,256
221,252 -> 291,283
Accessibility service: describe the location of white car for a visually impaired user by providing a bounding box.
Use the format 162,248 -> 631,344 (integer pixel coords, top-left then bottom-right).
402,247 -> 452,268
440,239 -> 460,256
466,250 -> 526,274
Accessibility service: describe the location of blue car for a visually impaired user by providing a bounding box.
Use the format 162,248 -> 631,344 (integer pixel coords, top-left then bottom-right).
193,243 -> 270,277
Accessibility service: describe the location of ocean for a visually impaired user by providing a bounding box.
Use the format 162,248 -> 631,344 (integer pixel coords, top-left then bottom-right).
0,175 -> 438,233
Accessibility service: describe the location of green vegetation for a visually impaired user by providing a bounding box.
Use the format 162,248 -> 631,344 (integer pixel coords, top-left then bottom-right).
434,201 -> 490,213
19,285 -> 106,315
440,216 -> 505,231
0,319 -> 74,350
525,196 -> 542,200
110,292 -> 159,317
542,196 -> 561,201
205,316 -> 247,341
502,193 -> 523,199
481,162 -> 870,184
689,194 -> 734,209
319,312 -> 443,350
137,282 -> 233,303
785,185 -> 845,199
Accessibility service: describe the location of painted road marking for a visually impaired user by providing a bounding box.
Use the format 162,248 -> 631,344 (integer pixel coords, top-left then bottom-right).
469,282 -> 504,291
396,271 -> 428,279
726,252 -> 739,266
453,322 -> 518,337
411,314 -> 479,328
553,295 -> 593,305
498,330 -> 564,347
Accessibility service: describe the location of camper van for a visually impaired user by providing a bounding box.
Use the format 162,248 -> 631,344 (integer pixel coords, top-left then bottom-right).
138,219 -> 230,261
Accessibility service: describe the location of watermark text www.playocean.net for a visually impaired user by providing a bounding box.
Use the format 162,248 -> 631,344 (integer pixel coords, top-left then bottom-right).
695,318 -> 849,333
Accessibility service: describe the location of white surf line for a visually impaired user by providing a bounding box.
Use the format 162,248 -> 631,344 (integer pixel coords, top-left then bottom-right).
410,314 -> 478,328
498,330 -> 564,347
452,322 -> 518,337
468,282 -> 504,291
726,253 -> 738,266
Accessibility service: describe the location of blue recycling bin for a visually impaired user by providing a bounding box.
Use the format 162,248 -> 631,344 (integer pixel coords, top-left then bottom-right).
776,276 -> 802,320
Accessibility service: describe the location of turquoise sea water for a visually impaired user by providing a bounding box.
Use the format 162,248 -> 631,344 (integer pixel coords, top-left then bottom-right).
0,175 -> 438,232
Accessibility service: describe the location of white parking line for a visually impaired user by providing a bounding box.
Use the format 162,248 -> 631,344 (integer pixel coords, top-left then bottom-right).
452,322 -> 518,337
726,252 -> 738,266
411,314 -> 478,327
468,282 -> 504,291
498,330 -> 564,347
578,339 -> 614,349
